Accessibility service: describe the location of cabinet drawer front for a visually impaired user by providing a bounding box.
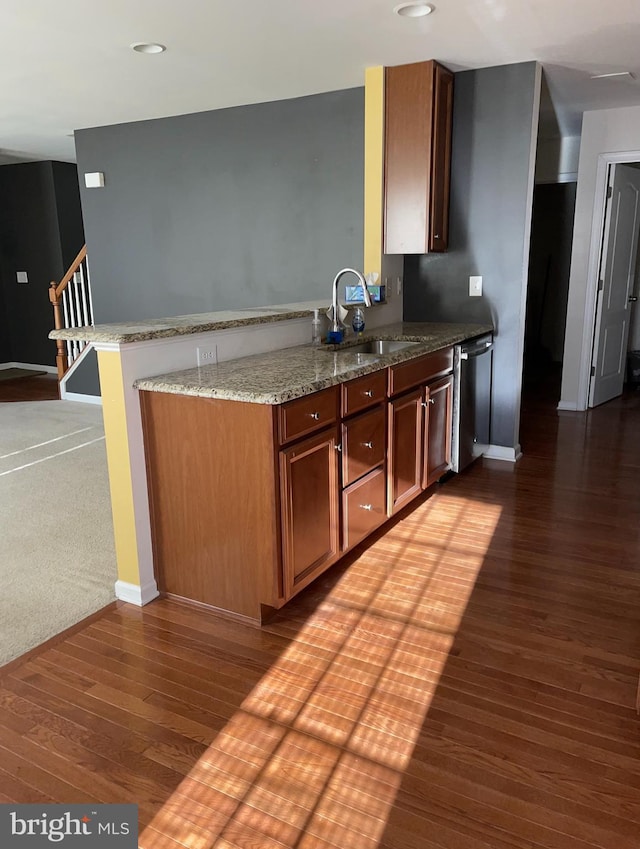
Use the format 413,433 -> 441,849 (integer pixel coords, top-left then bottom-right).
389,348 -> 453,396
278,386 -> 339,444
342,370 -> 387,417
342,406 -> 386,487
343,467 -> 387,551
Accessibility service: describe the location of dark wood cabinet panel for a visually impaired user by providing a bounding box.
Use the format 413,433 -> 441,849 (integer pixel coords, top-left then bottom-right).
341,405 -> 386,487
384,59 -> 454,255
342,467 -> 387,551
278,385 -> 338,445
388,389 -> 423,515
388,347 -> 454,397
140,391 -> 280,622
279,428 -> 340,598
342,370 -> 387,417
422,374 -> 453,489
429,62 -> 454,253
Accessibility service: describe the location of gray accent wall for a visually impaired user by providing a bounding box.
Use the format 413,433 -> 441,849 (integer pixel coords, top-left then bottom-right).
74,88 -> 364,324
403,62 -> 540,451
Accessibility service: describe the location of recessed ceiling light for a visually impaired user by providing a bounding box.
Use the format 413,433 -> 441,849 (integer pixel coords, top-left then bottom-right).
590,71 -> 635,80
394,2 -> 435,17
130,42 -> 166,54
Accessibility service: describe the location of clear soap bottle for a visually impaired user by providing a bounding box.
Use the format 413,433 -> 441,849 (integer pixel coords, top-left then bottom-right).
311,309 -> 323,346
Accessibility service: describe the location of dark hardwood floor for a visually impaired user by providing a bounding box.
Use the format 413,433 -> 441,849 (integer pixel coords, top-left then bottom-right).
0,373 -> 59,402
1,378 -> 639,848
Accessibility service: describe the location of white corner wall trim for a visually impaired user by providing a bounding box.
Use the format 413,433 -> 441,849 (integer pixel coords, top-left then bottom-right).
60,390 -> 103,406
483,444 -> 523,463
115,579 -> 159,606
0,361 -> 57,374
557,400 -> 581,411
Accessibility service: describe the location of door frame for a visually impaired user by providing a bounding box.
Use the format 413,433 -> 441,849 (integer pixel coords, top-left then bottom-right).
576,149 -> 640,410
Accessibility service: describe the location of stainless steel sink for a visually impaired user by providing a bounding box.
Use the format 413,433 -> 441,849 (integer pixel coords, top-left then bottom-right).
338,339 -> 421,355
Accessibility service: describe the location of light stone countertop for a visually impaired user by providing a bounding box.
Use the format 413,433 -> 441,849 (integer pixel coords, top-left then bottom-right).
134,322 -> 493,405
48,300 -> 331,343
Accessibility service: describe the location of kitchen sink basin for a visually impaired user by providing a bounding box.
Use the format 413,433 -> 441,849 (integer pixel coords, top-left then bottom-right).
338,339 -> 422,355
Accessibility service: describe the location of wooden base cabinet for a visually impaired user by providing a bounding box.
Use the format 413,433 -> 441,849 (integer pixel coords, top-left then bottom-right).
388,389 -> 423,514
140,346 -> 455,624
423,374 -> 453,489
388,351 -> 454,516
279,427 -> 340,599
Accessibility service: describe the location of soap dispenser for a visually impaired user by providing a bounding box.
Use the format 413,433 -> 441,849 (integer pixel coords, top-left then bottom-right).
352,307 -> 365,337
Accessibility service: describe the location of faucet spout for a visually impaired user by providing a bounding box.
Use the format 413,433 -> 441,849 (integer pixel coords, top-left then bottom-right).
329,268 -> 372,334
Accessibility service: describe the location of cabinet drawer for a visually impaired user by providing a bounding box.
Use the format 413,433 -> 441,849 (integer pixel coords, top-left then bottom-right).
341,406 -> 385,487
342,467 -> 387,551
388,348 -> 453,396
342,370 -> 387,417
278,386 -> 339,445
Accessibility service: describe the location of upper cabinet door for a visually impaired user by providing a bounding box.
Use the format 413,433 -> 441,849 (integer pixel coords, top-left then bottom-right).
384,60 -> 454,255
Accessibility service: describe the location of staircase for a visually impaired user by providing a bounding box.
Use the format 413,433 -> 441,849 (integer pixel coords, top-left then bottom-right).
49,245 -> 93,380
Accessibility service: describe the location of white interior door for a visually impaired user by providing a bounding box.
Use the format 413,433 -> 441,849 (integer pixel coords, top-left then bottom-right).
589,163 -> 640,408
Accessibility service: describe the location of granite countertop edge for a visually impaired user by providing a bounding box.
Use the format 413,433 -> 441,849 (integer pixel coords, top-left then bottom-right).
48,302 -> 327,343
134,322 -> 493,405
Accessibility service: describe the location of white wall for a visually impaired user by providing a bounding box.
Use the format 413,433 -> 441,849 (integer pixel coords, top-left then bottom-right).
561,104 -> 640,409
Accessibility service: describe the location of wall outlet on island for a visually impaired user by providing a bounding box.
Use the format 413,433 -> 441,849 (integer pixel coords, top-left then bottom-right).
197,345 -> 217,367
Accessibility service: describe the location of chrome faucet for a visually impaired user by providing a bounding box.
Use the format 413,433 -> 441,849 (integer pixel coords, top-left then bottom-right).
329,268 -> 372,335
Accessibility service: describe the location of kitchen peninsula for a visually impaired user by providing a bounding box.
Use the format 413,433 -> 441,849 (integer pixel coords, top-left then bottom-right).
134,320 -> 491,624
51,305 -> 490,619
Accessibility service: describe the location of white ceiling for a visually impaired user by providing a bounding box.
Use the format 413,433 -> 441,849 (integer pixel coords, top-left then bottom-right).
2,0 -> 640,163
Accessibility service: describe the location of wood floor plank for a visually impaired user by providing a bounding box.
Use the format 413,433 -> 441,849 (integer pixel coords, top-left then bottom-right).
1,378 -> 639,849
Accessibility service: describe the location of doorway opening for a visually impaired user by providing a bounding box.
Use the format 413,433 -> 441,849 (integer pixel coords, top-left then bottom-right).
524,181 -> 577,402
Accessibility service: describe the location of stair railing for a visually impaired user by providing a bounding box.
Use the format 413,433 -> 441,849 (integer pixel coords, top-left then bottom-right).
49,245 -> 93,379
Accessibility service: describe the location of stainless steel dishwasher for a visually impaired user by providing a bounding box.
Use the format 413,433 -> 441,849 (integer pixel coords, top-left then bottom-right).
451,333 -> 493,472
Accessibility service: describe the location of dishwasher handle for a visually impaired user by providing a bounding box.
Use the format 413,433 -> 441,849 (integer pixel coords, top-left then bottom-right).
459,338 -> 493,360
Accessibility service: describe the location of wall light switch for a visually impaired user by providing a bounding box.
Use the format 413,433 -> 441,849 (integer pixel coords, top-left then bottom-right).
469,275 -> 483,297
16,271 -> 28,284
84,172 -> 105,188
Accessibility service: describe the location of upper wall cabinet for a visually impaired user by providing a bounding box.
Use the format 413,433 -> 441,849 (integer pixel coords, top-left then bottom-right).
384,60 -> 454,255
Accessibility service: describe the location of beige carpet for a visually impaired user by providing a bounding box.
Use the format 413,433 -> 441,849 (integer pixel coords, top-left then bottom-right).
0,400 -> 117,666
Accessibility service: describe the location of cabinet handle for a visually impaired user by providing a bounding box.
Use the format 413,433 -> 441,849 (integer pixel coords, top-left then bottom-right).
309,412 -> 320,420
363,389 -> 374,397
428,398 -> 435,405
335,444 -> 342,453
359,504 -> 373,511
363,441 -> 374,449
434,234 -> 441,239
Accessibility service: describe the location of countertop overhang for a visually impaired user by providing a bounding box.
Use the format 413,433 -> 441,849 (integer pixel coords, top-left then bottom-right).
134,322 -> 493,405
48,300 -> 334,344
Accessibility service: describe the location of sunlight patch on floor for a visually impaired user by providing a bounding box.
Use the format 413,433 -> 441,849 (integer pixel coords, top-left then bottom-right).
141,493 -> 503,848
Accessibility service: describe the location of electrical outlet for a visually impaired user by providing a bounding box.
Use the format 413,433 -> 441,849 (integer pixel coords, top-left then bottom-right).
396,276 -> 403,296
197,345 -> 217,367
469,275 -> 483,297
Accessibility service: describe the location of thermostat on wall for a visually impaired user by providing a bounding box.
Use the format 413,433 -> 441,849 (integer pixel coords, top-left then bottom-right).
84,172 -> 105,188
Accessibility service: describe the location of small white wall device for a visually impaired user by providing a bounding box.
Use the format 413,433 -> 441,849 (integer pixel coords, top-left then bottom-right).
84,172 -> 105,188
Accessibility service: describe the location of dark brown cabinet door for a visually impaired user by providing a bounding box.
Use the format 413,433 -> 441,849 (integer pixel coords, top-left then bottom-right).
279,427 -> 340,599
423,375 -> 453,489
384,59 -> 453,255
388,389 -> 423,515
429,63 -> 454,253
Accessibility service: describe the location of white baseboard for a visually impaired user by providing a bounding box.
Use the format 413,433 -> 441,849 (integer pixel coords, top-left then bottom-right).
60,390 -> 102,406
0,361 -> 57,374
483,444 -> 523,463
557,400 -> 580,411
115,579 -> 159,606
